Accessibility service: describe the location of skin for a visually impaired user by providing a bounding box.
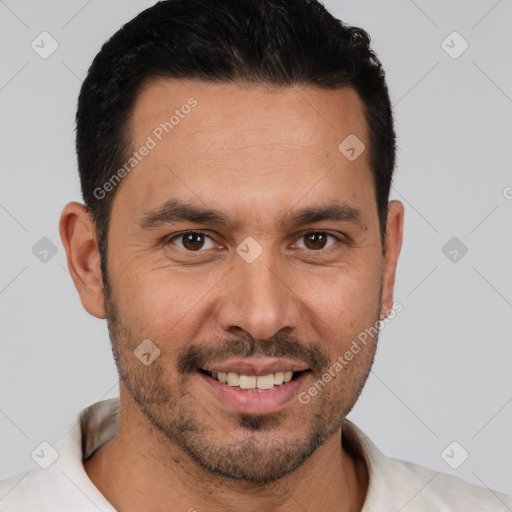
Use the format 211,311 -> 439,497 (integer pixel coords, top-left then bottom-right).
60,79 -> 404,512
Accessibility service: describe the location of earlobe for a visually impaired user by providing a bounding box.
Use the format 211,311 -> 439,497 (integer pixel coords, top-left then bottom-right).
59,202 -> 106,319
380,200 -> 404,318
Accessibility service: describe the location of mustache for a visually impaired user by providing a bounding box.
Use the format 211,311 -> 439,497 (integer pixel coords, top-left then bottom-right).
177,334 -> 329,375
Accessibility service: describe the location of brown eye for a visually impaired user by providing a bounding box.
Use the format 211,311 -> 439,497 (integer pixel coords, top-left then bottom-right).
168,231 -> 215,251
297,232 -> 338,251
182,232 -> 204,251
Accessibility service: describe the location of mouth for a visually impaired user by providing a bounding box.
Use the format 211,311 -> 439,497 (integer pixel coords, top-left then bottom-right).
196,358 -> 312,414
198,368 -> 308,392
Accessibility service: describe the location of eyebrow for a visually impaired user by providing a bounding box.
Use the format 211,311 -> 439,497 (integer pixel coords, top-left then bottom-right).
137,198 -> 364,231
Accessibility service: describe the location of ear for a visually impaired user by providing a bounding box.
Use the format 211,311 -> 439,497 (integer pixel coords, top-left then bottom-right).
59,202 -> 106,319
380,200 -> 404,318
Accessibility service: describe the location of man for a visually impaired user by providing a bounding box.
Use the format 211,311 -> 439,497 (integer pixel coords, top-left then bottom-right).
1,0 -> 510,510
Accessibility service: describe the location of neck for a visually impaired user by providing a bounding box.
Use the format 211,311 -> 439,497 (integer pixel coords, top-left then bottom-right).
84,396 -> 368,512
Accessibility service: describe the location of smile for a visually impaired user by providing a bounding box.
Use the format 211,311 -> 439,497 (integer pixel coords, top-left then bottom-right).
198,369 -> 306,392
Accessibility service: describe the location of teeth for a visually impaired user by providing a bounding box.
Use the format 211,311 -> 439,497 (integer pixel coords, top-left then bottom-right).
226,372 -> 239,386
205,369 -> 301,391
256,374 -> 275,390
239,375 -> 257,389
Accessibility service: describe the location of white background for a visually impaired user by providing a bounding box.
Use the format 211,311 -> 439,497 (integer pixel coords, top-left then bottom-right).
1,0 -> 511,499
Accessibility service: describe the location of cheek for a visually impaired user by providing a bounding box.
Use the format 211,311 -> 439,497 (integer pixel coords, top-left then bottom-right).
111,260 -> 217,344
309,251 -> 381,299
302,263 -> 382,350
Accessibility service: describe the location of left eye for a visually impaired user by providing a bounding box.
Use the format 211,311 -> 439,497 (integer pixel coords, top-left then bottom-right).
295,231 -> 338,251
167,230 -> 340,253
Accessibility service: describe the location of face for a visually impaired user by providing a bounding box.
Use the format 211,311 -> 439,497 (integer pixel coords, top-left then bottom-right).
96,79 -> 398,483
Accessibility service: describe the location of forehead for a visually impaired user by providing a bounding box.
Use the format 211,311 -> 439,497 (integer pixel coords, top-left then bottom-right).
131,78 -> 368,151
114,78 -> 375,230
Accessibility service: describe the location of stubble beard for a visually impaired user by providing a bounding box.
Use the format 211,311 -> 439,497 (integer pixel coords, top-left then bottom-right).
103,289 -> 379,484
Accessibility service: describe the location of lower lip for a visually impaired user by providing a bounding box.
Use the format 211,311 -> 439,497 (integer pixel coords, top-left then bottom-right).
199,371 -> 310,415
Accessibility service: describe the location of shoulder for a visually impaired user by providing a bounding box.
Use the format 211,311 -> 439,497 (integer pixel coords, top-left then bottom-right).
343,420 -> 512,511
0,467 -> 49,509
381,456 -> 512,511
0,464 -> 113,511
0,399 -> 120,511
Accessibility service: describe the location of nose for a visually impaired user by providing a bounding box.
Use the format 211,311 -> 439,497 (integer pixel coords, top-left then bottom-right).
215,248 -> 302,341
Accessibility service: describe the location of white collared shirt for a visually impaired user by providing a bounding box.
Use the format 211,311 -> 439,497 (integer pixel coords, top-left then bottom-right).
1,398 -> 511,511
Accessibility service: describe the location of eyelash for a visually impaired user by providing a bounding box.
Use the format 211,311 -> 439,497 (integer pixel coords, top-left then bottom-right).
165,230 -> 346,253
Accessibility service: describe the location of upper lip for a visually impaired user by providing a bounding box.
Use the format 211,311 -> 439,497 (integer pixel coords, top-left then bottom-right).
201,358 -> 309,376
